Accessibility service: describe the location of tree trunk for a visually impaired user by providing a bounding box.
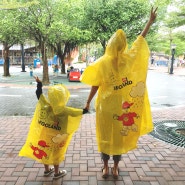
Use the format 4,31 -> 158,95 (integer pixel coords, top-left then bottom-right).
41,41 -> 50,85
58,53 -> 65,74
56,43 -> 66,74
3,44 -> 10,77
61,54 -> 65,74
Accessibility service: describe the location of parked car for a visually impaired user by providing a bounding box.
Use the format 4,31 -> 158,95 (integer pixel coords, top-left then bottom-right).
68,68 -> 81,82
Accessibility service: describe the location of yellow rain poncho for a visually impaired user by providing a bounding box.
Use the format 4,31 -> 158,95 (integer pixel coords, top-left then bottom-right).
19,84 -> 83,165
80,29 -> 153,155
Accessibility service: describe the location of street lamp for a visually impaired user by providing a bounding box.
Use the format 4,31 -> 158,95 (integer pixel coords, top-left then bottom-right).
169,44 -> 176,74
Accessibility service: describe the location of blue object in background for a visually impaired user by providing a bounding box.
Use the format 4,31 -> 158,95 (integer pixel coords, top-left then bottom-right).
0,59 -> 4,65
33,58 -> 41,68
48,55 -> 58,66
156,60 -> 168,66
30,71 -> 33,77
53,55 -> 58,65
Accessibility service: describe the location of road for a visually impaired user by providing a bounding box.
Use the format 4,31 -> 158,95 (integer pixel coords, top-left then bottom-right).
147,69 -> 185,110
0,69 -> 185,116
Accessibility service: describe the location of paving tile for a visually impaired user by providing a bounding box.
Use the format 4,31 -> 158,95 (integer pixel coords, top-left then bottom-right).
0,101 -> 185,184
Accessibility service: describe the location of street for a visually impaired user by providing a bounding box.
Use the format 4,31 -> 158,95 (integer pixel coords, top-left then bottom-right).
147,69 -> 185,110
0,68 -> 185,116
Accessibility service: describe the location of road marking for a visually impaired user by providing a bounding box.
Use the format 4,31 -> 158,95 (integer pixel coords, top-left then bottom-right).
0,94 -> 22,97
79,89 -> 90,92
70,95 -> 78,97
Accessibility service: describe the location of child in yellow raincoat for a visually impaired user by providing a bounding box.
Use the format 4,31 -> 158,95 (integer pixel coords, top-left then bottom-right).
19,77 -> 88,179
80,7 -> 157,179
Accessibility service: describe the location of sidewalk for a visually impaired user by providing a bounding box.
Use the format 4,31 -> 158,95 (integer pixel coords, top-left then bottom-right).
0,65 -> 185,185
148,65 -> 185,76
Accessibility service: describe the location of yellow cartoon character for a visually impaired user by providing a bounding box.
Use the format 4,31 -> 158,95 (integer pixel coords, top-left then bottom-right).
52,134 -> 68,147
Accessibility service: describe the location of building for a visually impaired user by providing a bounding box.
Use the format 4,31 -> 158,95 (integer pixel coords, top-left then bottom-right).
0,44 -> 40,65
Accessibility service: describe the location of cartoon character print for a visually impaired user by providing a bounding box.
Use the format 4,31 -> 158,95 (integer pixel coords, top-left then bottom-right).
30,134 -> 69,160
30,140 -> 49,159
39,107 -> 60,129
114,101 -> 138,136
39,108 -> 47,119
52,134 -> 68,148
113,81 -> 146,136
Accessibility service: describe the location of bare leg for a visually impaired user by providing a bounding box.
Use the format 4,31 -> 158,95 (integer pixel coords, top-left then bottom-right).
112,160 -> 119,177
44,164 -> 50,172
101,153 -> 110,178
102,159 -> 109,178
112,155 -> 121,179
54,165 -> 59,175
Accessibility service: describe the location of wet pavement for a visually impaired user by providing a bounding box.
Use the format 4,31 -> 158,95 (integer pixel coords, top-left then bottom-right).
0,65 -> 185,185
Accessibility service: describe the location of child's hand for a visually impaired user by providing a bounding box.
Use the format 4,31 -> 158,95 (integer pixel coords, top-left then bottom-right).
83,108 -> 89,114
34,76 -> 41,83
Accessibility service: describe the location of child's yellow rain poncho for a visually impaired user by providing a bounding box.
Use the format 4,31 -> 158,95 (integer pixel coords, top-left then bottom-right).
80,29 -> 153,155
19,85 -> 83,165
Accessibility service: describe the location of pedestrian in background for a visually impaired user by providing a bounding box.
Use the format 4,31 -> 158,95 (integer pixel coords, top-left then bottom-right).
151,56 -> 155,66
54,64 -> 59,76
80,7 -> 157,179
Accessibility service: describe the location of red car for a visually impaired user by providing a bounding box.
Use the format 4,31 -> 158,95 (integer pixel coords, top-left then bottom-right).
68,68 -> 81,82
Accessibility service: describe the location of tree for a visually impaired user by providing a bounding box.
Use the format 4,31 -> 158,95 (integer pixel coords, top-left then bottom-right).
0,0 -> 39,76
158,0 -> 185,56
19,0 -> 58,84
0,9 -> 26,76
0,0 -> 39,10
47,0 -> 91,74
166,0 -> 185,29
82,0 -> 152,51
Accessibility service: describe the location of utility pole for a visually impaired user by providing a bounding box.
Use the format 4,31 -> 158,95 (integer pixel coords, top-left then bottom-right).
21,44 -> 26,72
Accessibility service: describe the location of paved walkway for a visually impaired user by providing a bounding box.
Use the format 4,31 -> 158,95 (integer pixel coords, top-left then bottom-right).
0,65 -> 185,185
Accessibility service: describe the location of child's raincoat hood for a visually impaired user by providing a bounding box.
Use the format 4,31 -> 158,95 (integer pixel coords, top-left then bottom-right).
48,84 -> 70,115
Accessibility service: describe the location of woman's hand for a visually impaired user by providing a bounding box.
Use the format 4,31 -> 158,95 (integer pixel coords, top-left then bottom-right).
149,7 -> 158,24
85,102 -> 90,110
141,7 -> 158,37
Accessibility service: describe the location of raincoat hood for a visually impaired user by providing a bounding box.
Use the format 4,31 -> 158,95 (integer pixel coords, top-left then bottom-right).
48,84 -> 70,115
103,29 -> 131,69
105,29 -> 127,55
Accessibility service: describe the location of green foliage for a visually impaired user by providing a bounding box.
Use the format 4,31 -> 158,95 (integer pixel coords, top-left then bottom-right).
0,9 -> 26,47
0,0 -> 39,10
1,0 -> 184,59
47,0 -> 91,52
82,0 -> 152,49
156,0 -> 185,56
166,0 -> 185,28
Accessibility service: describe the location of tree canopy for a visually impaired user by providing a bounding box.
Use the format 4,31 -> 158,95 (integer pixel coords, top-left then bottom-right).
82,0 -> 151,50
155,0 -> 185,56
0,0 -> 184,81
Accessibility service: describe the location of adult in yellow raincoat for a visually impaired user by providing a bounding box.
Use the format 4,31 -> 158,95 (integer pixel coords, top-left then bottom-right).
80,7 -> 157,179
19,77 -> 88,179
